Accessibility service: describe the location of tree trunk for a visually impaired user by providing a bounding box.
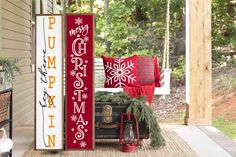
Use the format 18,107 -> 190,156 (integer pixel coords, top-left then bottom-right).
175,8 -> 186,56
104,0 -> 110,53
90,0 -> 94,13
67,0 -> 72,12
75,0 -> 81,12
135,5 -> 147,22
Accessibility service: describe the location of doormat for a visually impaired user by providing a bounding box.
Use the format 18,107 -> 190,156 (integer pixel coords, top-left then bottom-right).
23,128 -> 197,157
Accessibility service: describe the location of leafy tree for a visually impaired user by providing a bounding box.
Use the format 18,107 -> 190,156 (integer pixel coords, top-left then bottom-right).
212,0 -> 236,49
57,0 -> 185,58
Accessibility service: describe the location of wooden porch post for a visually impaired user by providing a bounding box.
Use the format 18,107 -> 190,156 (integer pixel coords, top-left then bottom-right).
186,0 -> 212,125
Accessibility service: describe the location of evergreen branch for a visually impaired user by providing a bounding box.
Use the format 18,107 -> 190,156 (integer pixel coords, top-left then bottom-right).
127,96 -> 165,148
95,92 -> 165,148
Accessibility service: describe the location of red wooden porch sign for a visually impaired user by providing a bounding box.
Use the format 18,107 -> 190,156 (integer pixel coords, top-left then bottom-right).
66,14 -> 94,149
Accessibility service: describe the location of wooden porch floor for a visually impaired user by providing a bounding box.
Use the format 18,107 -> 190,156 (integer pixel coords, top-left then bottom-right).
12,125 -> 236,157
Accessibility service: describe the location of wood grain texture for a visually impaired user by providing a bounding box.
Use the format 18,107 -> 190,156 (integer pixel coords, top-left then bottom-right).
187,0 -> 212,125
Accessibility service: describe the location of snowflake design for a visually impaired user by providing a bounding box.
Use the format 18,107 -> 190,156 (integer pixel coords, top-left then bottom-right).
104,59 -> 136,87
70,115 -> 77,122
70,70 -> 76,77
80,141 -> 87,148
82,93 -> 88,100
84,36 -> 89,42
75,17 -> 83,25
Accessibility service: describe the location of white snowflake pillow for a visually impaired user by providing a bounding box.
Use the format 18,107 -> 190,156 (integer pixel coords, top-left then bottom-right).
102,55 -> 139,88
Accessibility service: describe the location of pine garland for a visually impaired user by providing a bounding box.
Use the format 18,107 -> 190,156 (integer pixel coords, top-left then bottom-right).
95,92 -> 131,104
95,92 -> 165,148
126,97 -> 165,148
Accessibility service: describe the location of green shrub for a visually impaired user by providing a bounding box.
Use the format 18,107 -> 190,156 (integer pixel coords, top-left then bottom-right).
171,55 -> 185,86
0,57 -> 21,82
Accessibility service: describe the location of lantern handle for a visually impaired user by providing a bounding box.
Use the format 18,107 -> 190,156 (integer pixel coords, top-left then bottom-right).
135,114 -> 140,146
119,113 -> 124,145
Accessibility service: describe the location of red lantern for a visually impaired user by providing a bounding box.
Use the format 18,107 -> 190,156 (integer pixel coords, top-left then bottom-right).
119,113 -> 140,153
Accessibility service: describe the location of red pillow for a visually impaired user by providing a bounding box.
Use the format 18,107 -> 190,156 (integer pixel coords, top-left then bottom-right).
154,57 -> 160,87
137,56 -> 155,85
136,56 -> 160,87
102,55 -> 139,88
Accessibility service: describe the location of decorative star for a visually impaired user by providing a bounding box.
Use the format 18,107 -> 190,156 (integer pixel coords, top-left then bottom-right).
84,36 -> 89,42
80,141 -> 87,148
70,115 -> 77,122
75,17 -> 83,25
82,93 -> 88,100
70,70 -> 76,77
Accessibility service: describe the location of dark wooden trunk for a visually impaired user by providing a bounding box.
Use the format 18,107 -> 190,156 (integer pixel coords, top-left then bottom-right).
95,102 -> 149,139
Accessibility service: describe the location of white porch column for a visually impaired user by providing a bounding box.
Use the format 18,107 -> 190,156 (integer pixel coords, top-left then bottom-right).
35,0 -> 41,14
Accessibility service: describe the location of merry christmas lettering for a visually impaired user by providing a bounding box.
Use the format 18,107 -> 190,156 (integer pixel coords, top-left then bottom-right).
70,35 -> 88,141
66,15 -> 94,149
69,25 -> 89,37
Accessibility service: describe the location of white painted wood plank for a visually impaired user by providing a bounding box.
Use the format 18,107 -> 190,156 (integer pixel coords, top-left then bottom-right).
186,0 -> 190,104
35,0 -> 40,14
2,9 -> 31,28
2,19 -> 31,35
14,73 -> 34,84
21,0 -> 31,6
2,38 -> 31,50
13,84 -> 34,102
7,0 -> 31,13
3,29 -> 31,42
13,78 -> 34,94
3,49 -> 31,58
3,1 -> 31,19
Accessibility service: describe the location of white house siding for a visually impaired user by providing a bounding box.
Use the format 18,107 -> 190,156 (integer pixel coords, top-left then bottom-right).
47,0 -> 54,13
1,0 -> 34,126
0,0 -> 57,127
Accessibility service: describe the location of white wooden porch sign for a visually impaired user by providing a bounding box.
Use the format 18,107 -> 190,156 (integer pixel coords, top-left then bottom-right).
35,15 -> 63,150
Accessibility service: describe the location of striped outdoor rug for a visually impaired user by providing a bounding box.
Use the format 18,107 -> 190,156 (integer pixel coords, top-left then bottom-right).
23,128 -> 197,157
